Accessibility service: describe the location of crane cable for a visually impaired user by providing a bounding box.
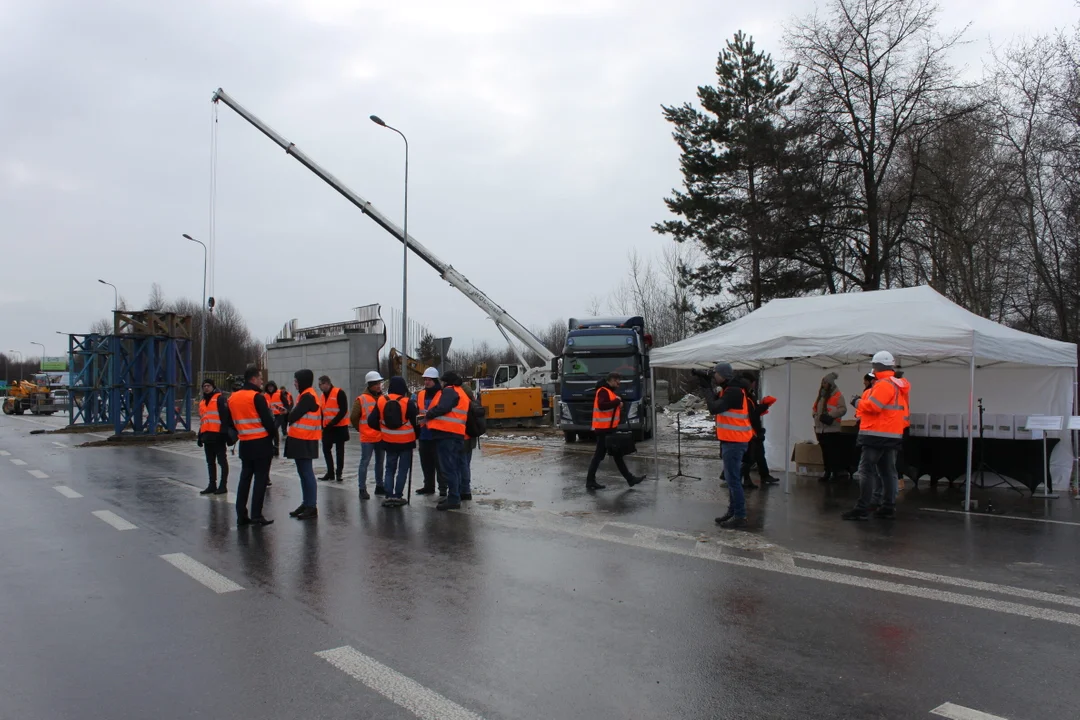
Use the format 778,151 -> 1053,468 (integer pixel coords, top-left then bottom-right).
208,100 -> 219,301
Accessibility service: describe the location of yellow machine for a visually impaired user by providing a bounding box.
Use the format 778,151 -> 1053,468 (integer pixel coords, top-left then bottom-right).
2,380 -> 55,416
479,387 -> 544,428
389,348 -> 433,382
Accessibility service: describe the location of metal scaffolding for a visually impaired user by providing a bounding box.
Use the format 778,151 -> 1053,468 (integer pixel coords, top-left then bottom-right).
67,333 -> 112,426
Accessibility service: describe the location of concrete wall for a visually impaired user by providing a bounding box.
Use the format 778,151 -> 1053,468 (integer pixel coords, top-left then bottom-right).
266,332 -> 383,404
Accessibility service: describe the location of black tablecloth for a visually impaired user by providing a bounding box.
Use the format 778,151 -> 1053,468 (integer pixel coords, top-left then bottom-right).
833,433 -> 1058,491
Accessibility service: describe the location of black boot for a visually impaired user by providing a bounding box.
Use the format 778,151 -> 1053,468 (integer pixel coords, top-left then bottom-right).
213,482 -> 228,495
586,479 -> 606,490
320,471 -> 335,481
200,483 -> 217,495
715,508 -> 735,525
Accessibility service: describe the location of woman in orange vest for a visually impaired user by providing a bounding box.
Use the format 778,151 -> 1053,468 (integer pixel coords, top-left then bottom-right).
704,362 -> 754,529
812,372 -> 848,482
585,372 -> 645,490
367,375 -> 419,507
197,378 -> 231,495
285,369 -> 322,520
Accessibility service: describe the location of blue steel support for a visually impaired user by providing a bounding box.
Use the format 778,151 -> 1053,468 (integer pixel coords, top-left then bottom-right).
67,333 -> 111,426
111,333 -> 192,436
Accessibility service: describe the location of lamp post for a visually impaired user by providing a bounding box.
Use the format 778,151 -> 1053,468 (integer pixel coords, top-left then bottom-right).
30,342 -> 45,370
182,233 -> 208,386
370,114 -> 410,369
98,279 -> 118,312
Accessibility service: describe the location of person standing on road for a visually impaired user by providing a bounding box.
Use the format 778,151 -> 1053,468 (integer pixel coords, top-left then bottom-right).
843,352 -> 910,521
224,367 -> 278,527
421,371 -> 470,510
813,373 -> 848,482
350,371 -> 385,500
740,373 -> 779,488
368,375 -> 419,507
318,375 -> 350,482
414,368 -> 445,496
197,378 -> 231,495
285,369 -> 322,520
706,363 -> 754,529
585,372 -> 646,491
265,381 -> 291,454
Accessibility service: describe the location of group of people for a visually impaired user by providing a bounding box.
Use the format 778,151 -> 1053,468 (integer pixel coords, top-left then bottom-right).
196,365 -> 481,527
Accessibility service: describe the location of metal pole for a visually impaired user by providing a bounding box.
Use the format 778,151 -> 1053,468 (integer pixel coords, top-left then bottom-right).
370,116 -> 409,367
98,280 -> 118,312
30,342 -> 44,370
964,354 -> 975,511
651,370 -> 658,478
784,360 -> 792,495
1073,367 -> 1078,498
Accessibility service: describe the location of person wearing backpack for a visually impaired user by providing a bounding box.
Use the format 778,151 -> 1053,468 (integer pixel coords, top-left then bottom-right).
367,375 -> 419,507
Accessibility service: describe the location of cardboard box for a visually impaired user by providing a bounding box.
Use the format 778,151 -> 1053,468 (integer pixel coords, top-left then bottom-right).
909,413 -> 928,437
927,413 -> 945,438
791,441 -> 823,465
945,413 -> 964,438
994,414 -> 1014,440
1014,415 -> 1033,440
797,464 -> 826,476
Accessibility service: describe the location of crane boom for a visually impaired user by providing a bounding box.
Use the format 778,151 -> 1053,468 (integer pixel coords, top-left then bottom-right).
210,88 -> 555,365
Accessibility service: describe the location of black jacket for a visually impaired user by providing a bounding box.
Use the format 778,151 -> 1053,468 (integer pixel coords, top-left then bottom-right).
592,380 -> 624,434
223,382 -> 278,461
368,390 -> 420,451
284,388 -> 321,460
706,377 -> 750,418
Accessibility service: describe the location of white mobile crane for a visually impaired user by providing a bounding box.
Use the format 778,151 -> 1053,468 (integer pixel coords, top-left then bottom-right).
209,88 -> 555,391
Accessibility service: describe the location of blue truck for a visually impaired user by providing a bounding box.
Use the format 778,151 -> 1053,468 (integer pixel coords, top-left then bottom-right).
553,316 -> 654,443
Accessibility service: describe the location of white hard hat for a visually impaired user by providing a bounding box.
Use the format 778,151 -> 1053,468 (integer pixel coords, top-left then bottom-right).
871,351 -> 895,366
422,367 -> 439,379
365,371 -> 384,384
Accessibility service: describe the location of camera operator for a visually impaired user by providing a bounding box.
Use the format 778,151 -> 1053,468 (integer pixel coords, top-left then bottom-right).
694,363 -> 754,529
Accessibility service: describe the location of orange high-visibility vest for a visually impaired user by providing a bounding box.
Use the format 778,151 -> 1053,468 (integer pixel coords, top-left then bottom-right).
376,395 -> 416,444
355,393 -> 382,443
268,390 -> 286,416
858,371 -> 908,440
288,388 -> 322,441
591,386 -> 622,431
715,388 -> 754,442
854,388 -> 872,420
199,393 -> 222,433
228,389 -> 269,441
813,389 -> 843,417
427,387 -> 469,436
321,387 -> 350,428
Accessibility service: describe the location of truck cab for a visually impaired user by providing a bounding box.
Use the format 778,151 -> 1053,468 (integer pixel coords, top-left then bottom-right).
554,316 -> 653,442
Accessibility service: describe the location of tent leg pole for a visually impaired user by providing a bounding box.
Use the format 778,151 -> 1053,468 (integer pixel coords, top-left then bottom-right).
1074,368 -> 1078,498
651,371 -> 658,478
785,360 -> 792,495
964,355 -> 975,512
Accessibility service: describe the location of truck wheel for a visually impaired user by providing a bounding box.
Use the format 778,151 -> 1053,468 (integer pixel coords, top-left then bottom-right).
632,429 -> 644,443
1,401 -> 13,415
643,428 -> 653,441
563,431 -> 577,443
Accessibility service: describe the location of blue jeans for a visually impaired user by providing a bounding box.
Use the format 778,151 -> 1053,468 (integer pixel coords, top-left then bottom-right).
383,447 -> 412,498
722,441 -> 749,518
358,442 -> 385,492
856,445 -> 898,510
460,444 -> 473,495
436,436 -> 464,504
294,457 -> 318,508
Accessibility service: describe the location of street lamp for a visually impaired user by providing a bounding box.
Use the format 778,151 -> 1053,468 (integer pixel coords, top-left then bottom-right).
370,114 -> 410,370
98,279 -> 118,312
30,342 -> 44,370
182,233 -> 208,385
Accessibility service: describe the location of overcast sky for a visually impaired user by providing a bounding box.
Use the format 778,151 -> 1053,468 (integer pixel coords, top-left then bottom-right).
2,0 -> 1077,362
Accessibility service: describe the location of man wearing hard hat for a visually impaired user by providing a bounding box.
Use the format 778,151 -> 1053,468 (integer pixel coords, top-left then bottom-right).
842,351 -> 911,521
349,371 -> 386,500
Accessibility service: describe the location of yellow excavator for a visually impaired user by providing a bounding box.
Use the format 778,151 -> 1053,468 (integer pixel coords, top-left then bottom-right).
388,348 -> 433,382
2,379 -> 55,416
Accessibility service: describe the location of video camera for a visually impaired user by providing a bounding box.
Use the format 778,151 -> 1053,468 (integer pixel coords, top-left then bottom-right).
690,368 -> 713,389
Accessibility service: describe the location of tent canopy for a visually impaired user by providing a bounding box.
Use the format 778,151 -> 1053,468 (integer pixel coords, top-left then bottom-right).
650,286 -> 1077,369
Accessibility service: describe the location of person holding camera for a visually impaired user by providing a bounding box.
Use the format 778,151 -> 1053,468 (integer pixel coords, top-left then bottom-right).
585,372 -> 646,490
698,363 -> 754,529
813,372 -> 848,482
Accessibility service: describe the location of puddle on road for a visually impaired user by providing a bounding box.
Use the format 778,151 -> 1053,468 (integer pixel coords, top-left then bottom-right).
476,498 -> 535,511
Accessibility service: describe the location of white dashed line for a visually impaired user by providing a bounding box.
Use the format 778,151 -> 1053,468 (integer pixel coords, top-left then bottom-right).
922,507 -> 1080,528
931,701 -> 1009,719
316,646 -> 486,720
160,553 -> 244,594
0,450 -> 10,456
10,458 -> 27,466
27,469 -> 49,479
51,441 -> 67,448
53,486 -> 83,499
91,510 -> 137,531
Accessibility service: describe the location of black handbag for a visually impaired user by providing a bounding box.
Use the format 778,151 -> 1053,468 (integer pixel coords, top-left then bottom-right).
819,413 -> 835,426
605,430 -> 637,456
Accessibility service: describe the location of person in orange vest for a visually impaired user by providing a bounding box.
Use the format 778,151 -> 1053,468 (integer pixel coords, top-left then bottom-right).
843,351 -> 910,521
812,372 -> 848,482
705,362 -> 754,529
367,375 -> 419,507
585,372 -> 646,490
414,367 -> 445,496
264,381 -> 291,454
318,374 -> 351,482
285,369 -> 322,520
420,370 -> 471,510
222,367 -> 279,526
350,371 -> 386,500
197,377 -> 231,495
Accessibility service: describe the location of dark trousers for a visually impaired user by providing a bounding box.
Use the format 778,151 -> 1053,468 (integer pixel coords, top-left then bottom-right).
741,435 -> 770,481
323,436 -> 346,477
203,440 -> 229,487
418,439 -> 444,492
236,456 -> 271,520
586,433 -> 634,484
273,415 -> 288,449
817,432 -> 845,475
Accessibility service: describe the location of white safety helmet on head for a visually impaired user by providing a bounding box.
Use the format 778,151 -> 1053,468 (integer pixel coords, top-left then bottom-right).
365,371 -> 384,384
871,351 -> 895,366
422,367 -> 440,379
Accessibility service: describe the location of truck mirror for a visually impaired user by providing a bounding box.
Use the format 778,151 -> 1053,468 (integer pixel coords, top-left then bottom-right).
550,357 -> 559,380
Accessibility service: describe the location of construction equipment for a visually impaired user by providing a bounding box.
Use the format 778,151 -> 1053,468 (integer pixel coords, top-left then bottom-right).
2,379 -> 56,416
389,348 -> 433,382
481,387 -> 545,428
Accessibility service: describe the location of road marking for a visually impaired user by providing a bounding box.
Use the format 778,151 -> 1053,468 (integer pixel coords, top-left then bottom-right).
51,441 -> 67,447
27,469 -> 49,479
316,646 -> 485,720
53,486 -> 83,498
922,507 -> 1080,528
157,475 -> 237,504
931,701 -> 1009,719
10,458 -> 27,466
160,553 -> 243,594
0,450 -> 9,456
92,510 -> 137,531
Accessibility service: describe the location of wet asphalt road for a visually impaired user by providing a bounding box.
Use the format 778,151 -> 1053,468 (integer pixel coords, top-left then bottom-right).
2,414 -> 1079,719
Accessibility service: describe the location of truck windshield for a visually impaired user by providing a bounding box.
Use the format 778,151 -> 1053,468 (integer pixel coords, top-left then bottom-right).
563,355 -> 639,379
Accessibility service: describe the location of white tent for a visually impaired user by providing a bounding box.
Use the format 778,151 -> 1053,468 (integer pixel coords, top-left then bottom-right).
649,286 -> 1078,503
